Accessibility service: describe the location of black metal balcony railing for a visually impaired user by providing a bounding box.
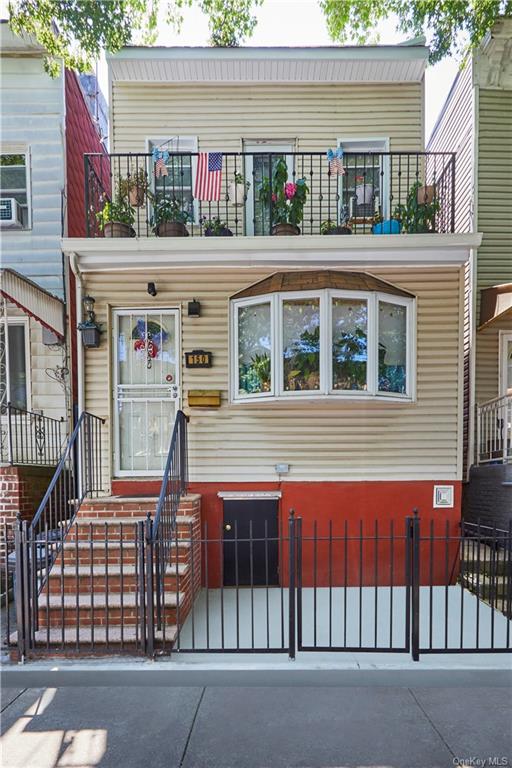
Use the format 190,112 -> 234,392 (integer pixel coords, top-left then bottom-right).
84,150 -> 456,238
0,403 -> 65,466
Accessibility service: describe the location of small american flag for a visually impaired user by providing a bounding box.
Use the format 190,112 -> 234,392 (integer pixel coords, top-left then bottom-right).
194,152 -> 223,201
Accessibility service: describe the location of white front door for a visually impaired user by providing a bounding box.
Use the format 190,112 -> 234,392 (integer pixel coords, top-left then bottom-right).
113,309 -> 180,476
244,142 -> 294,235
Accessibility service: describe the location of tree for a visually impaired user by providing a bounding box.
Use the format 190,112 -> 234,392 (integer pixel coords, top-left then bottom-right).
7,0 -> 262,75
319,0 -> 512,63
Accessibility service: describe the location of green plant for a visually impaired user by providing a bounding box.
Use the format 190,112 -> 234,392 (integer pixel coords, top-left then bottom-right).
118,168 -> 149,199
259,158 -> 309,228
96,197 -> 135,230
150,197 -> 190,230
284,325 -> 320,390
250,352 -> 271,390
393,181 -> 440,234
200,215 -> 231,235
233,172 -> 250,188
332,329 -> 367,390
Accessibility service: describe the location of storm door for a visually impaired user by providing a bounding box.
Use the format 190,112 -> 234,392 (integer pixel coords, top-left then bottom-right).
113,309 -> 180,475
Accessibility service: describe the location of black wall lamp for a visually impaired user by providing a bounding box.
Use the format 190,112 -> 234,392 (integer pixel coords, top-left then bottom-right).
147,282 -> 157,297
188,298 -> 201,318
78,295 -> 101,348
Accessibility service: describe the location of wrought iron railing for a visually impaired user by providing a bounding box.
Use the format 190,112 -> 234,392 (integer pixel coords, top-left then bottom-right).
0,403 -> 65,466
476,395 -> 512,465
85,150 -> 456,238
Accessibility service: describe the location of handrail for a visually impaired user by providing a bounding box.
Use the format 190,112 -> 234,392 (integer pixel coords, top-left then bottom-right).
0,402 -> 65,466
153,410 -> 189,541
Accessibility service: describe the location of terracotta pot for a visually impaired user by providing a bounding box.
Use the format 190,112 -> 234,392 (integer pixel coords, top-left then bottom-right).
129,187 -> 146,207
417,184 -> 436,205
272,223 -> 300,236
104,222 -> 135,238
228,181 -> 247,207
156,221 -> 189,237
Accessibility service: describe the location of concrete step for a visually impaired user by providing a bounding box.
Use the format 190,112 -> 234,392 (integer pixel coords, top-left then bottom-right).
10,624 -> 177,648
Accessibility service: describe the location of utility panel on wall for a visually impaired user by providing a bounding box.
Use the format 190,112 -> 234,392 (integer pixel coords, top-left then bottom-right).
433,485 -> 455,509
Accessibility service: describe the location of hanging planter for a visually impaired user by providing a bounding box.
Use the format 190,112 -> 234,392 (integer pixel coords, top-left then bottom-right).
228,175 -> 250,207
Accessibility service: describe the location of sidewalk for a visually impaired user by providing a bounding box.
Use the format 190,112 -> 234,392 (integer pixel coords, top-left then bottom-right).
1,683 -> 511,768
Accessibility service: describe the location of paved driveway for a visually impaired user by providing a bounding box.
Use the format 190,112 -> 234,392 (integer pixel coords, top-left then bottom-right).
1,684 -> 511,768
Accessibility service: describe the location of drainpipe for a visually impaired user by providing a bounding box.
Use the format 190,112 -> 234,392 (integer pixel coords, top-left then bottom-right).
69,251 -> 84,419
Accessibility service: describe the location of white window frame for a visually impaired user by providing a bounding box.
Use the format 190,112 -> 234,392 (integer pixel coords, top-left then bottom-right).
4,316 -> 31,410
337,137 -> 390,221
243,140 -> 295,235
145,136 -> 199,224
0,147 -> 32,229
499,331 -> 512,397
230,289 -> 415,404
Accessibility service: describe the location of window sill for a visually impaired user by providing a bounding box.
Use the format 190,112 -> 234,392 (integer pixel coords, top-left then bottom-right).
231,392 -> 415,406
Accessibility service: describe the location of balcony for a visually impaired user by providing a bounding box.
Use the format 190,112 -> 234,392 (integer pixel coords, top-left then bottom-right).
476,395 -> 512,465
84,151 -> 456,239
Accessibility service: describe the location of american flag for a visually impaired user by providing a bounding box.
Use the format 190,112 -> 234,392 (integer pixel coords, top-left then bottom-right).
194,152 -> 223,201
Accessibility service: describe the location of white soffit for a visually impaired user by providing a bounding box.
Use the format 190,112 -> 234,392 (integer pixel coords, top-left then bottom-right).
0,268 -> 65,339
108,45 -> 428,84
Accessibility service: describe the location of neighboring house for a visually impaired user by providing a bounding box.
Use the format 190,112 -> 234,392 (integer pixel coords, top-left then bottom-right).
0,23 -> 106,543
427,17 -> 512,528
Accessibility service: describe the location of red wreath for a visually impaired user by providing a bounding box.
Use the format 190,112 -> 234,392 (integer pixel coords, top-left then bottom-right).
134,339 -> 159,358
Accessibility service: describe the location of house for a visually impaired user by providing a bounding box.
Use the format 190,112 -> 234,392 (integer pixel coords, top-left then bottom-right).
427,17 -> 512,529
0,23 -> 106,544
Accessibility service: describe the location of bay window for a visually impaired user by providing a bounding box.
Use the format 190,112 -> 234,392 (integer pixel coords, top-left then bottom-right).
231,279 -> 415,402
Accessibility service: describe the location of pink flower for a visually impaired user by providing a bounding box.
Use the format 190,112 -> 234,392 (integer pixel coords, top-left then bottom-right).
284,182 -> 297,200
271,193 -> 277,202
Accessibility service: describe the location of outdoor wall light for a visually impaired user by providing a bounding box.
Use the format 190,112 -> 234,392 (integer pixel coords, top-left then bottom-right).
188,298 -> 201,318
78,295 -> 101,348
147,282 -> 157,297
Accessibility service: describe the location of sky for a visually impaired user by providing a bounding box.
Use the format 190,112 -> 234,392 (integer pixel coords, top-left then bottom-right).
97,0 -> 460,141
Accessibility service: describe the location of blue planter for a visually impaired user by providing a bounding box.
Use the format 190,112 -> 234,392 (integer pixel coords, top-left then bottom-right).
372,219 -> 402,235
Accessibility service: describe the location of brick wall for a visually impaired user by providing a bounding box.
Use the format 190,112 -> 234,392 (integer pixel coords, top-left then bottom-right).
463,463 -> 512,530
0,465 -> 55,563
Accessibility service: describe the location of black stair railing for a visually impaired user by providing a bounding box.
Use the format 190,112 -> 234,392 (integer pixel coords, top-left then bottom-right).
0,402 -> 65,466
150,410 -> 189,640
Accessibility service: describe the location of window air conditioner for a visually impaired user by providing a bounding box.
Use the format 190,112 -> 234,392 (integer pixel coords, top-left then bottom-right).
0,198 -> 24,228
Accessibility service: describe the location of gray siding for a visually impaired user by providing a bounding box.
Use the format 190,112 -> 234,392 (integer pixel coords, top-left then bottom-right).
0,56 -> 65,298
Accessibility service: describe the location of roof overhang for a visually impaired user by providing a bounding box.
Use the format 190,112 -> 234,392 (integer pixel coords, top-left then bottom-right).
479,283 -> 512,330
0,269 -> 65,339
62,233 -> 482,273
108,44 -> 429,85
473,17 -> 512,89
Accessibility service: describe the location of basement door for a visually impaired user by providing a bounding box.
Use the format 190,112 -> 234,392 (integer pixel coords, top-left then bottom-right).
113,309 -> 180,476
223,498 -> 279,586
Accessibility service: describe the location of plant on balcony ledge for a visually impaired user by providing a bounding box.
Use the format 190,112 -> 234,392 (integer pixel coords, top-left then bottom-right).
393,181 -> 440,234
228,172 -> 250,207
259,158 -> 309,235
150,197 -> 190,237
200,216 -> 233,237
96,198 -> 135,238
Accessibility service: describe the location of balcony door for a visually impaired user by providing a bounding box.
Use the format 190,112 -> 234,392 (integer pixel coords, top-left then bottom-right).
113,309 -> 180,476
500,332 -> 512,397
244,142 -> 294,235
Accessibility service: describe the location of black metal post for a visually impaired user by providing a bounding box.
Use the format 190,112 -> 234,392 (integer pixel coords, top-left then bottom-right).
145,514 -> 155,658
288,509 -> 296,660
411,508 -> 420,661
14,516 -> 27,661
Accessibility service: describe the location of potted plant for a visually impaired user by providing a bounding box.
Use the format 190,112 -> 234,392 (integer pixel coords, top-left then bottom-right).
96,197 -> 135,238
118,168 -> 149,207
259,158 -> 309,235
321,206 -> 352,235
393,181 -> 440,233
228,173 -> 250,207
150,197 -> 190,237
200,216 -> 233,237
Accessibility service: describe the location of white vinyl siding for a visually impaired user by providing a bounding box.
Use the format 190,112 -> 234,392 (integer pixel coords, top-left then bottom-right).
81,266 -> 463,487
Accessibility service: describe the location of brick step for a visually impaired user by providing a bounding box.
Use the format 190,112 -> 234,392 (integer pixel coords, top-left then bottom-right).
64,517 -> 197,539
43,566 -> 190,595
78,495 -> 201,520
60,540 -> 190,567
37,593 -> 183,627
10,625 -> 177,648
38,590 -> 182,609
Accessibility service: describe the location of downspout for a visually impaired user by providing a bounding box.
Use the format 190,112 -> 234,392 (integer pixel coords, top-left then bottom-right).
69,251 -> 84,418
467,71 -> 479,476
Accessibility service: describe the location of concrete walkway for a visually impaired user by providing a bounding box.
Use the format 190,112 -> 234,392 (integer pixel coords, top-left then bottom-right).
1,684 -> 511,768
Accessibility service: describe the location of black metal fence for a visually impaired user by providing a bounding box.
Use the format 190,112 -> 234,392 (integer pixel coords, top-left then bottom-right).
0,403 -> 65,466
7,512 -> 511,661
85,150 -> 456,238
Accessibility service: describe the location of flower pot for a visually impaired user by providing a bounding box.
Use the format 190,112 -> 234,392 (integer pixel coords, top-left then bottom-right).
355,183 -> 373,205
323,225 -> 352,235
129,187 -> 146,207
272,223 -> 300,236
228,181 -> 247,207
104,222 -> 136,238
372,219 -> 402,235
205,227 -> 233,237
156,221 -> 189,237
417,184 -> 436,205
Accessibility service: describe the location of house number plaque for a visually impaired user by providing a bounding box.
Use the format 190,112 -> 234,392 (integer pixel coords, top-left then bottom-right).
185,350 -> 213,368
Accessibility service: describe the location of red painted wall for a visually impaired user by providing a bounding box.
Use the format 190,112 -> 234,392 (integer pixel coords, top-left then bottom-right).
112,479 -> 462,588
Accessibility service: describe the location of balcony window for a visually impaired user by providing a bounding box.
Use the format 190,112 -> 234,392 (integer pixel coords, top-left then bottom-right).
231,271 -> 415,403
147,137 -> 197,221
0,319 -> 30,409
